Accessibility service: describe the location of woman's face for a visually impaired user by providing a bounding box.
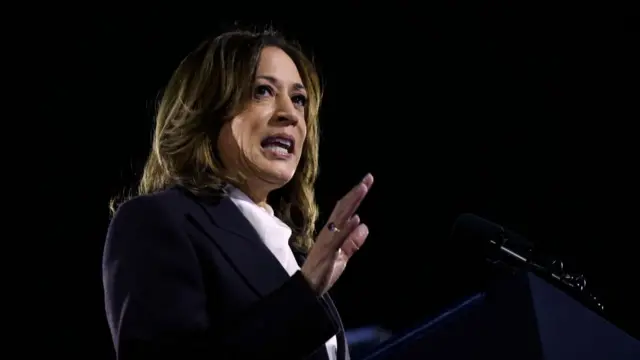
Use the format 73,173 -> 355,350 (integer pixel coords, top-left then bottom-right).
218,46 -> 308,195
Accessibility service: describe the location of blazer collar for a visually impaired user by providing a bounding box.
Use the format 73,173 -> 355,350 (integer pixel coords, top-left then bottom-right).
196,194 -> 292,298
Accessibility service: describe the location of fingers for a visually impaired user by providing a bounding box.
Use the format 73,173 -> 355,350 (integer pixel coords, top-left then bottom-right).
361,173 -> 374,189
327,214 -> 369,258
344,174 -> 373,217
331,173 -> 374,227
316,173 -> 373,253
340,223 -> 369,258
340,214 -> 361,237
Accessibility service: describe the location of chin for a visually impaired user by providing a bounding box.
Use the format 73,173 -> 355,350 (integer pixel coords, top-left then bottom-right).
254,152 -> 298,184
248,158 -> 294,186
264,167 -> 296,186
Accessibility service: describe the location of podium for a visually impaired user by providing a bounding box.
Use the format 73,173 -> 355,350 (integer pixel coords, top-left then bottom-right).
362,272 -> 640,360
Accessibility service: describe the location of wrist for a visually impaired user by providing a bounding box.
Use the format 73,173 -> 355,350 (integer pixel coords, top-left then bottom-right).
300,267 -> 322,296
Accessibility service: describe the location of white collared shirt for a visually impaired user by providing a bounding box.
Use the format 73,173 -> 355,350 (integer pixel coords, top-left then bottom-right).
228,187 -> 338,360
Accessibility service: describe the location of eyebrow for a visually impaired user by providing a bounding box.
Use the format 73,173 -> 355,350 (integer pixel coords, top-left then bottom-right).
256,75 -> 306,92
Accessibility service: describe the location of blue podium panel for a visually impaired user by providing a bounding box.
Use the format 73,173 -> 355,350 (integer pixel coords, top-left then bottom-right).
363,293 -> 497,360
524,273 -> 639,360
364,272 -> 640,360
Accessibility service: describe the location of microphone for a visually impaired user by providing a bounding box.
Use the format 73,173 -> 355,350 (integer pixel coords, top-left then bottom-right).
450,213 -> 535,268
451,213 -> 604,312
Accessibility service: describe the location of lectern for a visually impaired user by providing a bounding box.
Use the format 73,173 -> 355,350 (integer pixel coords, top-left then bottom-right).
362,272 -> 640,360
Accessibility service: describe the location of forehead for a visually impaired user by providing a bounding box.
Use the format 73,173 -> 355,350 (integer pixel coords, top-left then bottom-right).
256,46 -> 303,85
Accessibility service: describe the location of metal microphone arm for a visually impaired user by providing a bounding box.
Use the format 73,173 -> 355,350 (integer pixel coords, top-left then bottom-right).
487,226 -> 604,313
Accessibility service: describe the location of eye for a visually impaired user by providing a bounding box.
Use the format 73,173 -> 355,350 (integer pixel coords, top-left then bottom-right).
254,84 -> 274,99
291,94 -> 307,107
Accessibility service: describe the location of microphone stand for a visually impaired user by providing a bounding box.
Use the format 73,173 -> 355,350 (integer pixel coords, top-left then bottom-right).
485,226 -> 605,314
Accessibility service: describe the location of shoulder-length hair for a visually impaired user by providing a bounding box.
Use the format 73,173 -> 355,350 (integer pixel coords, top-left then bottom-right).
120,30 -> 323,252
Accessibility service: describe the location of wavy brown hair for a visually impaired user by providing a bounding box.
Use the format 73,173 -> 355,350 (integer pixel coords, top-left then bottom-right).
116,30 -> 323,252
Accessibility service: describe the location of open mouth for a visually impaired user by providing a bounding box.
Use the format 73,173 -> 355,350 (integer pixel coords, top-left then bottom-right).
260,134 -> 295,156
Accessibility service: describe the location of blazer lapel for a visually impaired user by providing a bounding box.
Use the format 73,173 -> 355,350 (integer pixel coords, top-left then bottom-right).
324,296 -> 350,360
191,194 -> 291,298
291,248 -> 351,360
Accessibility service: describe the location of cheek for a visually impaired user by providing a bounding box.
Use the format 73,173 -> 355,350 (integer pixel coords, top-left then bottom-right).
298,126 -> 308,153
229,118 -> 254,150
216,123 -> 238,165
232,110 -> 269,146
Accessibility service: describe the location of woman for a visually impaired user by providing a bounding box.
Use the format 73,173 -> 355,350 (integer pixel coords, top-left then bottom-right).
103,29 -> 374,360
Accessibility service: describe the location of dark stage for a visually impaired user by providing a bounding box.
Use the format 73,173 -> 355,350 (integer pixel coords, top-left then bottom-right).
19,7 -> 639,358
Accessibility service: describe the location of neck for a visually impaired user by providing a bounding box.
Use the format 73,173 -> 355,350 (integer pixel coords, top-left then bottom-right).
236,181 -> 270,210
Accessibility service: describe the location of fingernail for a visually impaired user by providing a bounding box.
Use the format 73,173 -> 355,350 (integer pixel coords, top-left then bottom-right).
358,226 -> 369,237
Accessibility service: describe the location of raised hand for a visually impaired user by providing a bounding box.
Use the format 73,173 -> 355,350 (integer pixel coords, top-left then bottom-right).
301,174 -> 374,295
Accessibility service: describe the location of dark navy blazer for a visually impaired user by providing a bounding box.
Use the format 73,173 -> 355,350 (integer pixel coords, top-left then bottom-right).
102,186 -> 349,360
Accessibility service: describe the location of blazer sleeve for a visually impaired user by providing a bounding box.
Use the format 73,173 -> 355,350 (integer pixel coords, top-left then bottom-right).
102,196 -> 339,360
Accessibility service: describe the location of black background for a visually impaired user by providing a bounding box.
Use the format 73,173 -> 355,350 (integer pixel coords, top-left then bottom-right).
17,6 -> 639,358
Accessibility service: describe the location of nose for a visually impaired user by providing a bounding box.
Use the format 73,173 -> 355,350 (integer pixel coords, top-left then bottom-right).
273,96 -> 300,126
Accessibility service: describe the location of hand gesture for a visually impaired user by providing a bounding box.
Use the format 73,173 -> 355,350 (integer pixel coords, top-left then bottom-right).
301,174 -> 374,296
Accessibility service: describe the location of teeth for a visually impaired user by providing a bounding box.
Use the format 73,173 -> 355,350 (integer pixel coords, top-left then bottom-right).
274,139 -> 292,148
264,145 -> 289,155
